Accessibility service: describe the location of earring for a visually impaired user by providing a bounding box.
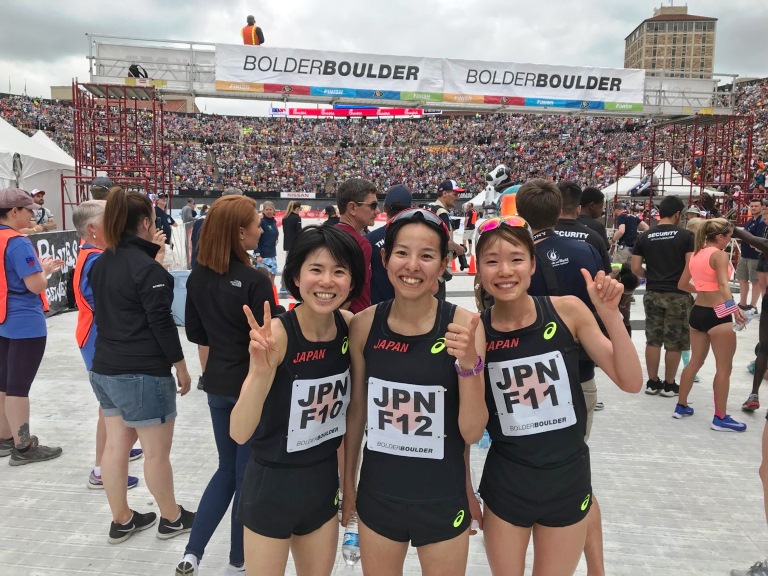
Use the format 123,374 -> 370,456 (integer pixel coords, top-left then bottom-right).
240,235 -> 244,240
92,234 -> 96,238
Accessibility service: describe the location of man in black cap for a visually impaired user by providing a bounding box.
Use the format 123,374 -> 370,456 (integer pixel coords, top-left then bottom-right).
366,185 -> 412,305
431,180 -> 467,297
90,177 -> 113,201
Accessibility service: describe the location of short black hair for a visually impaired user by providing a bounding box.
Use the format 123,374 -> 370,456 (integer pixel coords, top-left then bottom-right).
281,225 -> 365,304
580,187 -> 605,207
383,210 -> 449,262
658,195 -> 685,218
557,181 -> 582,213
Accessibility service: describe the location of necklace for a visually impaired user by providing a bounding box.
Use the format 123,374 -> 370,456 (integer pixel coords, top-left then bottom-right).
392,300 -> 434,327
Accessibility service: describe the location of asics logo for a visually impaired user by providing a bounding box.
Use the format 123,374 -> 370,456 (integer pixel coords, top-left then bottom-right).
543,322 -> 557,340
431,338 -> 446,354
580,494 -> 591,511
453,509 -> 465,528
341,337 -> 349,355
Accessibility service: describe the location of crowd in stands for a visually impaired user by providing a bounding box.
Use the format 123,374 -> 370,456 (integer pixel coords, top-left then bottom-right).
1,78 -> 766,196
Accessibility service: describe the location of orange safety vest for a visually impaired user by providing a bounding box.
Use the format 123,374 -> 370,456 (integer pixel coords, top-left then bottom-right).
0,227 -> 49,323
242,25 -> 261,45
467,210 -> 477,226
73,246 -> 103,348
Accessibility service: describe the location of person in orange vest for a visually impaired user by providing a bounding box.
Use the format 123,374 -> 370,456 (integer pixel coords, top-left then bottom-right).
72,200 -> 145,490
242,15 -> 265,46
462,201 -> 478,256
0,188 -> 63,465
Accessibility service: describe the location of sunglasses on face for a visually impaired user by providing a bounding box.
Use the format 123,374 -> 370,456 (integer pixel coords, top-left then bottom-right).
354,200 -> 379,211
476,215 -> 533,238
387,207 -> 451,239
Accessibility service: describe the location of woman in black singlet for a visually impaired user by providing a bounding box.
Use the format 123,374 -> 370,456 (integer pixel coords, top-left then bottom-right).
474,217 -> 642,576
231,225 -> 365,576
342,208 -> 487,576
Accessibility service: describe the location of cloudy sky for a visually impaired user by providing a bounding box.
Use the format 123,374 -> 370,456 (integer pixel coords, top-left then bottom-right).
2,0 -> 765,115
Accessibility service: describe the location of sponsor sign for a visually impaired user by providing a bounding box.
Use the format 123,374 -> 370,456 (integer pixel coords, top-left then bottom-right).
280,191 -> 316,199
33,231 -> 79,317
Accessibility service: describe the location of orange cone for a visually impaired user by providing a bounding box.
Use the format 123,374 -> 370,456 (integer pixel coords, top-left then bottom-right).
272,285 -> 280,306
288,296 -> 299,310
468,255 -> 477,275
451,258 -> 457,272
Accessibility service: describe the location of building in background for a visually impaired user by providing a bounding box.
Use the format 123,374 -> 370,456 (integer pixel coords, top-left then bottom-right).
624,5 -> 717,79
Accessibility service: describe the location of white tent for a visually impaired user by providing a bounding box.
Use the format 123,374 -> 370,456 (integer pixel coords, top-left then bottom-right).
601,161 -> 722,198
0,118 -> 75,228
31,131 -> 76,167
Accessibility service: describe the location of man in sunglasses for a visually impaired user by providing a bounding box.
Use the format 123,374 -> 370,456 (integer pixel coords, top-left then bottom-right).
154,193 -> 176,249
336,178 -> 378,313
431,180 -> 467,298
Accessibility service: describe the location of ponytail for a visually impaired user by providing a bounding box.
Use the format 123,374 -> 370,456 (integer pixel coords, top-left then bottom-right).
694,217 -> 731,253
103,188 -> 153,251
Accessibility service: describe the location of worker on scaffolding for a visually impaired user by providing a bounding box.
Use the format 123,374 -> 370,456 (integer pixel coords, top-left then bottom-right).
242,15 -> 265,46
630,165 -> 658,197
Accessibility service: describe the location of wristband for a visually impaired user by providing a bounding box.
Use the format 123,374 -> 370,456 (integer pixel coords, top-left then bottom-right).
455,355 -> 484,377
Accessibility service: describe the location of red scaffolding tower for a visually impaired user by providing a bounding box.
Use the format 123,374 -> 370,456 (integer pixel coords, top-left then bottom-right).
606,114 -> 754,221
69,82 -> 171,210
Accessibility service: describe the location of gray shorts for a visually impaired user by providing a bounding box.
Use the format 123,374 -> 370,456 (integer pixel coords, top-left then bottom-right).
736,257 -> 759,282
90,372 -> 177,427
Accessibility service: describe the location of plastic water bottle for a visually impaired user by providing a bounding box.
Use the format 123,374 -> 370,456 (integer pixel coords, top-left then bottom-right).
477,429 -> 491,450
733,316 -> 753,332
342,514 -> 360,566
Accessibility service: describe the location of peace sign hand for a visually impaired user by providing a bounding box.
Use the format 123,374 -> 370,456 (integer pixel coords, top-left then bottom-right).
243,301 -> 280,369
445,313 -> 481,369
580,269 -> 623,313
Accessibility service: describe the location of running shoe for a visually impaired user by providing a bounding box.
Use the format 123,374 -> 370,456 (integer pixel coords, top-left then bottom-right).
88,470 -> 139,490
0,437 -> 13,457
742,394 -> 761,412
129,448 -> 143,461
732,559 -> 768,576
711,414 -> 747,432
157,505 -> 195,540
747,306 -> 761,318
175,554 -> 199,576
108,510 -> 157,544
645,378 -> 662,395
660,381 -> 679,397
9,437 -> 62,466
673,404 -> 694,419
693,374 -> 701,383
594,401 -> 604,411
229,563 -> 246,573
749,360 -> 757,375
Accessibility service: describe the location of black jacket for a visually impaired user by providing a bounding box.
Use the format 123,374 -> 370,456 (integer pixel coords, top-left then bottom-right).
282,212 -> 302,252
89,235 -> 183,376
185,258 -> 277,397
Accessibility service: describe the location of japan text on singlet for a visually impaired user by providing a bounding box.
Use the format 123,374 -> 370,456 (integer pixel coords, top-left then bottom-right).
360,300 -> 465,501
482,297 -> 587,468
250,309 -> 350,466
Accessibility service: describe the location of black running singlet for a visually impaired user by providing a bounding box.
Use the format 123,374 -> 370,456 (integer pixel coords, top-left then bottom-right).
482,297 -> 587,467
359,300 -> 465,501
249,309 -> 350,466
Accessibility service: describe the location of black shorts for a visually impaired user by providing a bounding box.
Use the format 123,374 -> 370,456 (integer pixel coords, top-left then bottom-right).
688,305 -> 731,333
758,254 -> 768,274
356,488 -> 470,547
237,455 -> 339,539
479,447 -> 592,528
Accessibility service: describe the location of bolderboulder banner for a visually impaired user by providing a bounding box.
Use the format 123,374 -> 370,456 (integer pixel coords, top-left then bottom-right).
31,230 -> 80,317
215,44 -> 444,101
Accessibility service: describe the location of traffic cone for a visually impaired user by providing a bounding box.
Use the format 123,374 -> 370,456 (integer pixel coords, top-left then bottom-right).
451,257 -> 457,272
272,285 -> 280,306
288,295 -> 299,310
468,255 -> 477,275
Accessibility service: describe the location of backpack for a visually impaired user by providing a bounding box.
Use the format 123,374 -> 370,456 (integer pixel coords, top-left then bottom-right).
128,64 -> 148,79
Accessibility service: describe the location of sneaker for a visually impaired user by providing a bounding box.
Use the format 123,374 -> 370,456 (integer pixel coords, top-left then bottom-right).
660,381 -> 679,397
229,563 -> 246,573
712,414 -> 747,432
739,304 -> 751,312
9,437 -> 62,466
197,375 -> 205,391
594,401 -> 604,411
108,510 -> 157,544
0,437 -> 12,457
693,374 -> 701,383
747,306 -> 761,317
129,448 -> 143,461
673,404 -> 694,419
732,559 -> 768,576
743,394 -> 761,412
175,554 -> 199,576
157,505 -> 195,540
749,360 -> 757,374
88,470 -> 139,490
645,378 -> 662,395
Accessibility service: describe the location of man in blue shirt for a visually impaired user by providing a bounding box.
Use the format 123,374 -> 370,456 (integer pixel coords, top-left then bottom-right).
611,203 -> 648,264
737,198 -> 766,316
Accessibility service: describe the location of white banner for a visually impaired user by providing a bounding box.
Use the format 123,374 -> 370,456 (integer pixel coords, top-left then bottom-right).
442,59 -> 645,110
280,191 -> 316,199
216,44 -> 443,96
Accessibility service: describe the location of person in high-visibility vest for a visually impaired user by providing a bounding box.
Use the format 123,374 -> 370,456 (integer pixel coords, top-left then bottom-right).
241,15 -> 265,45
72,200 -> 144,490
0,188 -> 63,466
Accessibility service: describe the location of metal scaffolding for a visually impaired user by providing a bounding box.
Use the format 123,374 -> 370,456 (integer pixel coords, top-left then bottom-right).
70,82 -> 171,208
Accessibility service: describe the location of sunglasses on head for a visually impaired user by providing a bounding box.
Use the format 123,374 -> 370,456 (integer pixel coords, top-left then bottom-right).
477,215 -> 533,238
354,200 -> 378,210
387,207 -> 451,238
